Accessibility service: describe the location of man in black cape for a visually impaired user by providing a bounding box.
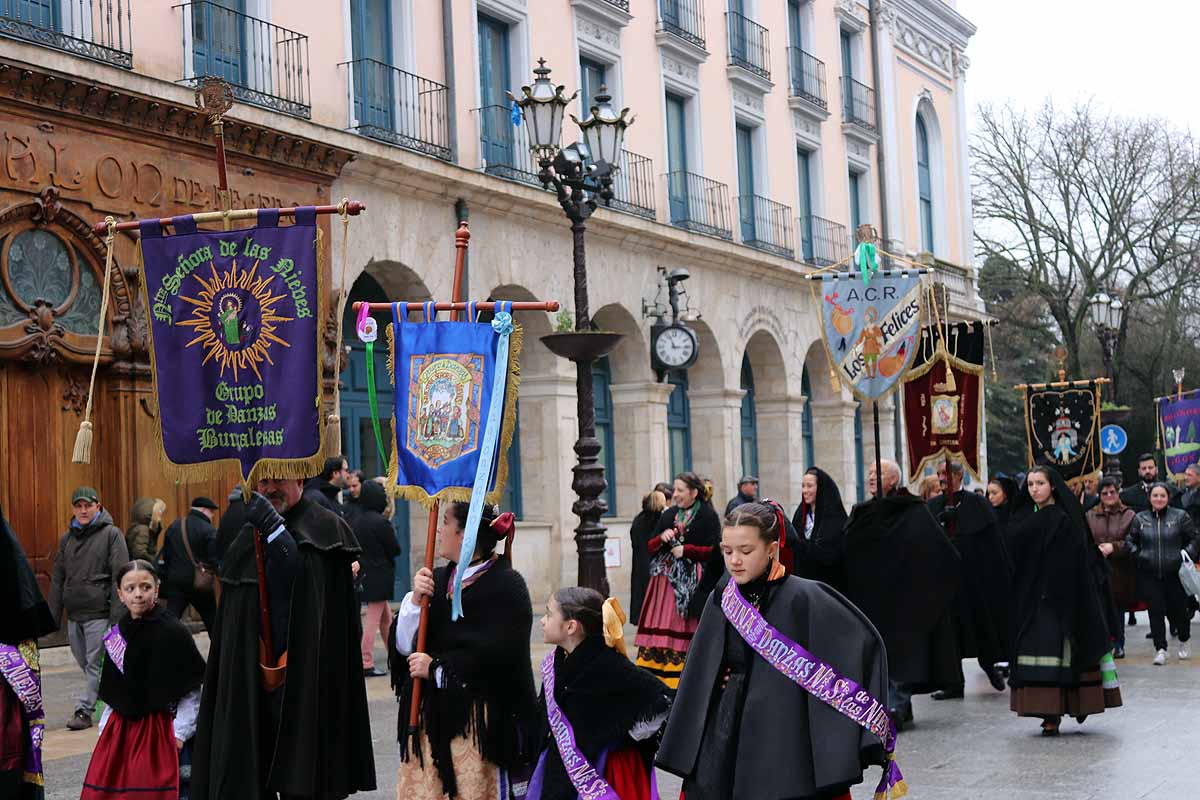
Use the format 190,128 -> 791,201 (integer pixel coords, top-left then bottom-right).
926,461 -> 1011,699
192,478 -> 375,800
1120,453 -> 1181,512
844,459 -> 961,729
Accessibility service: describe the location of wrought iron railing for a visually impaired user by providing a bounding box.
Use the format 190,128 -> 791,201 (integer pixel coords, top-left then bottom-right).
738,195 -> 793,258
598,0 -> 629,10
787,47 -> 827,109
607,149 -> 656,220
726,12 -> 770,80
666,171 -> 733,240
341,58 -> 450,161
658,0 -> 705,50
797,215 -> 849,266
176,1 -> 310,118
841,77 -> 876,131
472,104 -> 541,187
0,0 -> 132,68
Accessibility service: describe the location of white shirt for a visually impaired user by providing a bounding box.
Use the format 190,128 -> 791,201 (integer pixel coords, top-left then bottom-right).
97,686 -> 202,743
394,560 -> 493,687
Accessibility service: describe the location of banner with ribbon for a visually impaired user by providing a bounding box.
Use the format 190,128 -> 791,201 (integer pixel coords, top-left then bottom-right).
901,322 -> 985,483
1157,391 -> 1200,481
812,269 -> 924,402
137,208 -> 325,483
389,301 -> 522,619
1024,383 -> 1103,485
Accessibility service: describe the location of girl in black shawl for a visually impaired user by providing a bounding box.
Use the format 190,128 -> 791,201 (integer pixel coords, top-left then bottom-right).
1007,466 -> 1121,735
634,472 -> 722,689
791,467 -> 849,590
1,507 -> 57,800
80,560 -> 206,800
390,501 -> 538,800
628,487 -> 669,626
527,588 -> 671,800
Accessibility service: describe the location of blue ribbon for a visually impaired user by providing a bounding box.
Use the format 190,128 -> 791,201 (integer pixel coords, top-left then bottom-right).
452,301 -> 515,620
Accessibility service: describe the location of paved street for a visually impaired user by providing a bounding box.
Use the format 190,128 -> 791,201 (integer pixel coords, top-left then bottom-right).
39,616 -> 1196,799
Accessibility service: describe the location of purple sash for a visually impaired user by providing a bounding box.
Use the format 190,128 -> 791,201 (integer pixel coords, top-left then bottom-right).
0,641 -> 45,786
720,578 -> 907,800
539,651 -> 621,800
103,624 -> 127,674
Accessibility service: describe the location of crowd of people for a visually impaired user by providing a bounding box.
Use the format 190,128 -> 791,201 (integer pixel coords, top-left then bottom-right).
2,447 -> 1198,799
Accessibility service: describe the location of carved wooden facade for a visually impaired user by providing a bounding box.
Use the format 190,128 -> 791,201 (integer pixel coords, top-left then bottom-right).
0,61 -> 354,592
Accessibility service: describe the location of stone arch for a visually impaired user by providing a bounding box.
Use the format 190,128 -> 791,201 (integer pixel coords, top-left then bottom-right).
487,283 -> 557,377
742,329 -> 792,502
592,303 -> 649,384
802,339 -> 837,403
687,318 -> 725,391
802,338 -> 857,502
361,259 -> 432,307
592,303 -> 651,517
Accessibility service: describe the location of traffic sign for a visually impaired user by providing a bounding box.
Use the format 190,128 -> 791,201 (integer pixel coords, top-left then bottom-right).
1101,424 -> 1128,455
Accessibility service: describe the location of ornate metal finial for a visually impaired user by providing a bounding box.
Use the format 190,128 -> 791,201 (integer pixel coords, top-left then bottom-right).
855,224 -> 879,245
1054,346 -> 1068,382
194,77 -> 234,119
1174,367 -> 1186,386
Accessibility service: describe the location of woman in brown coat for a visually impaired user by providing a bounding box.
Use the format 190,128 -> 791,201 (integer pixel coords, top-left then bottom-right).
1085,478 -> 1135,658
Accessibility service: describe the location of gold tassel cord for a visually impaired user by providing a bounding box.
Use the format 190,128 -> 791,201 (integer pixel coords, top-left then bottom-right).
72,217 -> 117,464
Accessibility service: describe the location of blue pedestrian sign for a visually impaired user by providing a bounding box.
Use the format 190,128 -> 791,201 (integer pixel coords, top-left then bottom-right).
1101,424 -> 1128,455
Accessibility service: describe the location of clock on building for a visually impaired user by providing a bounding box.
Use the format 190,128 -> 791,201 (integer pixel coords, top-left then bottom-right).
651,323 -> 699,371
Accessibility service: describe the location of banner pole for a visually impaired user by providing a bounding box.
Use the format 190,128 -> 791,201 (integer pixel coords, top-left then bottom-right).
873,400 -> 884,498
409,222 -> 470,737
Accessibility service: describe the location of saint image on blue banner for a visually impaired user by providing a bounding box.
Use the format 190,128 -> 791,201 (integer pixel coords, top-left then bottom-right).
1158,393 -> 1200,481
388,302 -> 522,507
814,270 -> 924,402
137,208 -> 325,483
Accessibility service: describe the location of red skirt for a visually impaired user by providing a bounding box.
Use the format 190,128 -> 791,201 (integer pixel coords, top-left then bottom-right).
81,711 -> 179,800
603,746 -> 652,800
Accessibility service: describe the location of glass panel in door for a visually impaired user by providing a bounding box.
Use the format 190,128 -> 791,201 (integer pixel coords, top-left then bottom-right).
478,15 -> 513,168
665,93 -> 689,223
736,125 -> 755,242
193,0 -> 245,85
351,0 -> 394,130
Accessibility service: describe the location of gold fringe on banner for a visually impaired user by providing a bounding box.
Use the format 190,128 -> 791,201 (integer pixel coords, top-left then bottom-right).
385,314 -> 526,509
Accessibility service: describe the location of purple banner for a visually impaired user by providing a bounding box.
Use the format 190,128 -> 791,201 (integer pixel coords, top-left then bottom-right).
539,651 -> 620,800
720,579 -> 906,799
139,209 -> 321,480
0,641 -> 45,786
1158,394 -> 1200,481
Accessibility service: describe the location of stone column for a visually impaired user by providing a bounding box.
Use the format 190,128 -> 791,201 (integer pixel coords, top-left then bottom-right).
755,395 -> 808,511
951,46 -> 976,274
872,3 -> 905,251
687,388 -> 745,505
811,398 -> 860,505
610,381 -> 675,508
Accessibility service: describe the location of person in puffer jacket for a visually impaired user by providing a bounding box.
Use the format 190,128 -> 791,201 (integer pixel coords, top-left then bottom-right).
1128,482 -> 1200,664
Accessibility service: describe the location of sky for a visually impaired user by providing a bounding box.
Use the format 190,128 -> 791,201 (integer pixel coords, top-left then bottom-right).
954,1 -> 1200,133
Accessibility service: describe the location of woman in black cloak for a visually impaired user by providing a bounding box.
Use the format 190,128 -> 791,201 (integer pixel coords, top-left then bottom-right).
0,507 -> 57,800
657,503 -> 890,800
1007,466 -> 1121,735
987,475 -> 1019,541
790,467 -> 849,591
390,501 -> 538,800
628,486 -> 669,626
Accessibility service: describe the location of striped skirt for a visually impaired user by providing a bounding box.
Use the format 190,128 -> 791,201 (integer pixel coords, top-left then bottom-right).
634,574 -> 699,689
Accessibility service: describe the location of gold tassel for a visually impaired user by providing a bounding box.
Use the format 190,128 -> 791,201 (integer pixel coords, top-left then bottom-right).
325,414 -> 342,459
73,217 -> 116,464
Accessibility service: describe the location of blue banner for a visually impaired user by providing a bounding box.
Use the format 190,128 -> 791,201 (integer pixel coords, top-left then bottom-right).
389,302 -> 521,508
815,270 -> 923,402
1159,394 -> 1200,481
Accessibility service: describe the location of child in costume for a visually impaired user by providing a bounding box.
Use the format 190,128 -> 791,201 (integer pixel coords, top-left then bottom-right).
391,502 -> 538,800
527,588 -> 671,800
81,560 -> 205,800
656,503 -> 902,800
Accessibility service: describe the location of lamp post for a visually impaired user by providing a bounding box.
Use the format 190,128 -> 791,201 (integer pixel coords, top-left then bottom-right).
512,60 -> 634,594
1088,290 -> 1126,481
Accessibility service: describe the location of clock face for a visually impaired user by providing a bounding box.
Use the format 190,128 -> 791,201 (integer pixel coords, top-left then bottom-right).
655,326 -> 696,367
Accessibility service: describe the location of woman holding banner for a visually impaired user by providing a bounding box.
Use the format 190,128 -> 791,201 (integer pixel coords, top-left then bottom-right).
526,587 -> 671,800
390,501 -> 538,800
656,503 -> 896,800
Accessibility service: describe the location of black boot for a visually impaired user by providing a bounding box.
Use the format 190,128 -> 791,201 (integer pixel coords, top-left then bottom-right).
932,686 -> 964,700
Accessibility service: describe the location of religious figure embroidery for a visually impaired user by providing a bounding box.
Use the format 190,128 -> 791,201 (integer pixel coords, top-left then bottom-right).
407,354 -> 485,468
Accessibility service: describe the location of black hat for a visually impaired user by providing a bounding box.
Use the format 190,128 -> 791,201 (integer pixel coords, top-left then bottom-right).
191,496 -> 219,511
738,475 -> 759,486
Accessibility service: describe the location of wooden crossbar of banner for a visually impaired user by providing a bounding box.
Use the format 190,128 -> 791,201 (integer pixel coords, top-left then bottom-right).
1013,377 -> 1110,391
802,267 -> 933,280
352,301 -> 560,313
92,201 -> 367,235
1155,387 -> 1200,403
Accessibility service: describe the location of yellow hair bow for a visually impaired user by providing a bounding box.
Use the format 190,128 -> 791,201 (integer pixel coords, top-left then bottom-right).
602,597 -> 628,658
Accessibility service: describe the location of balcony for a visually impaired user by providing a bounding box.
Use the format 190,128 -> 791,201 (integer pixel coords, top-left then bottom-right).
0,0 -> 132,69
738,195 -> 793,259
658,0 -> 705,51
472,104 -> 541,187
606,149 -> 656,220
841,77 -> 876,132
176,1 -> 311,119
725,12 -> 770,82
666,171 -> 733,240
797,215 -> 850,267
787,47 -> 827,110
342,59 -> 450,161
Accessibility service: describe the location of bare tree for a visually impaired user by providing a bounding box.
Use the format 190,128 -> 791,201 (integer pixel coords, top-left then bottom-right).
972,102 -> 1200,388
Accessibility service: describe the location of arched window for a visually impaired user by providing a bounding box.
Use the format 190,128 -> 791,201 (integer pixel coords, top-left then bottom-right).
801,367 -> 815,470
916,114 -> 934,253
854,402 -> 864,501
593,356 -> 616,516
739,353 -> 759,478
667,370 -> 692,476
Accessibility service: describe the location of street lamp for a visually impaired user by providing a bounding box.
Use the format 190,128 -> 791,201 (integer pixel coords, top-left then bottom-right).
512,60 -> 634,594
1088,289 -> 1126,481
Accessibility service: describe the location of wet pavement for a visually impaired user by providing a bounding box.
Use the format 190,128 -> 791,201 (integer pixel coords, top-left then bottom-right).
38,615 -> 1196,799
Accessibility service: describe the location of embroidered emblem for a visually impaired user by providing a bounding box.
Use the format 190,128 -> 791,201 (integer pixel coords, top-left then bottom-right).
407,353 -> 485,468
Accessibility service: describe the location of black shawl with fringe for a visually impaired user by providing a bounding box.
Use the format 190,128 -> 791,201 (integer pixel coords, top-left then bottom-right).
390,557 -> 538,798
98,606 -> 205,719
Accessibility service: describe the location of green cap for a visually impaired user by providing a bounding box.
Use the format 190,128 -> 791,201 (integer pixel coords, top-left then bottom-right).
71,486 -> 99,504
